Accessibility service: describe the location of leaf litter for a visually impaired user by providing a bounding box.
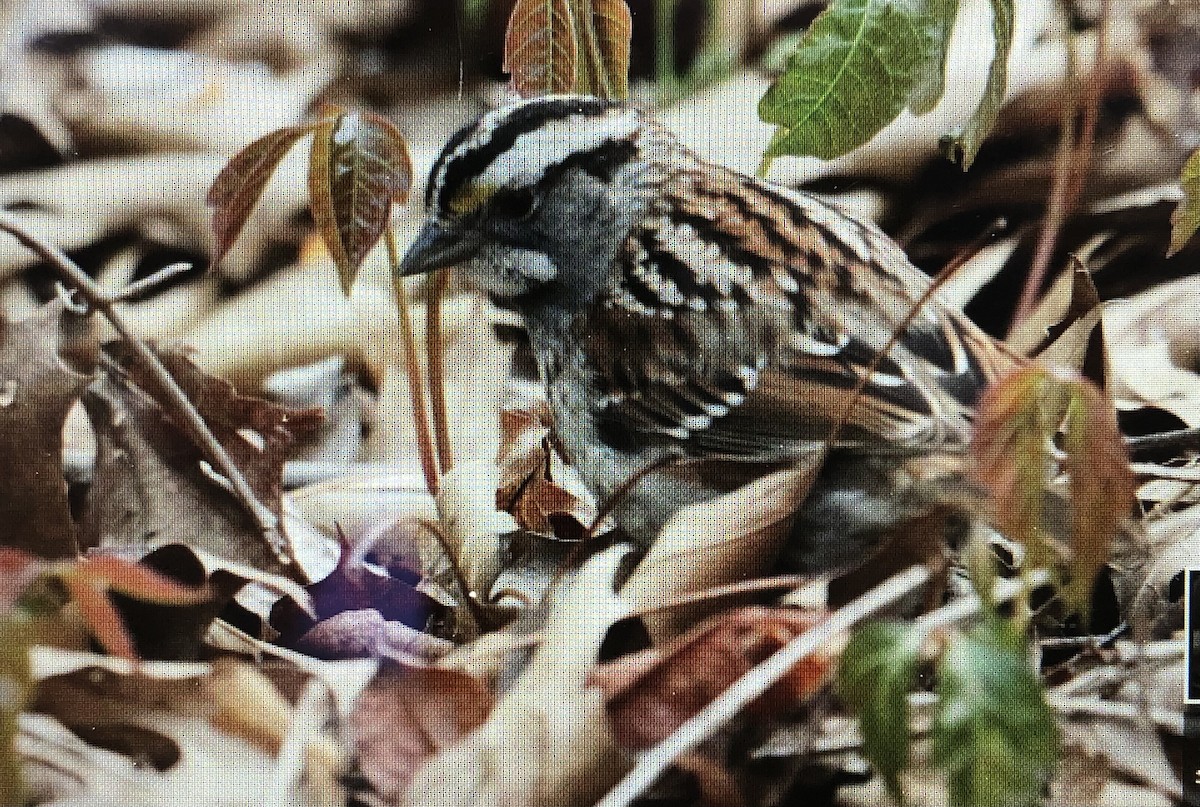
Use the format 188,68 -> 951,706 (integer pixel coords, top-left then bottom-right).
0,1 -> 1193,806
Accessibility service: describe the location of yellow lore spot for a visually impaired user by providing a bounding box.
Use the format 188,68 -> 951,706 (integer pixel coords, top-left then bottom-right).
448,182 -> 497,216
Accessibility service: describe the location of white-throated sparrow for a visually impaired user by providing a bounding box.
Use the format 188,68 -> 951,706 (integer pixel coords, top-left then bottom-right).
400,95 -> 1022,572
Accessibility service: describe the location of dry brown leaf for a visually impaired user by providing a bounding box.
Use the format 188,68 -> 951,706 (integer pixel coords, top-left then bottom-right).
403,546 -> 632,807
496,405 -> 595,538
82,344 -> 323,578
1029,263 -> 1108,384
0,154 -> 311,290
1132,504 -> 1200,637
590,606 -> 833,750
0,300 -> 97,558
56,44 -> 326,154
350,660 -> 494,805
620,461 -> 820,641
1105,276 -> 1200,425
22,648 -> 342,806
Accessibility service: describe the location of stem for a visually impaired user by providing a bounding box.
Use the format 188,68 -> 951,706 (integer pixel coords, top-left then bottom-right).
594,564 -> 933,807
385,226 -> 441,496
1009,0 -> 1110,331
568,0 -> 607,97
654,0 -> 676,92
0,212 -> 288,564
426,269 -> 453,475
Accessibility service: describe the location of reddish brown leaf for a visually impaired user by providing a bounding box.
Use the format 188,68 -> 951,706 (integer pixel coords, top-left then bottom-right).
970,367 -> 1063,568
0,300 -> 97,559
61,576 -> 136,662
588,0 -> 633,99
504,0 -> 578,97
308,109 -> 413,294
590,607 -> 832,749
74,556 -> 210,606
496,406 -> 594,537
206,124 -> 314,265
1062,381 -> 1133,611
972,366 -> 1130,610
351,660 -> 495,803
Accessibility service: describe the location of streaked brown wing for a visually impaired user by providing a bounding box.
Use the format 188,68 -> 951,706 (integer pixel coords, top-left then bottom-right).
579,160 -> 1020,462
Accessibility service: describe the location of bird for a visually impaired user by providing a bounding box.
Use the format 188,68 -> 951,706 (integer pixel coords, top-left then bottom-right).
399,95 -> 1023,573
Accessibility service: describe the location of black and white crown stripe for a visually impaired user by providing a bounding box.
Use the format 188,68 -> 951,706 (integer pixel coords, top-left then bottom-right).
426,96 -> 638,213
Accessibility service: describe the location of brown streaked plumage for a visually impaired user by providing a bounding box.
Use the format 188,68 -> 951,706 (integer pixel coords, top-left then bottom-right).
400,95 -> 1022,572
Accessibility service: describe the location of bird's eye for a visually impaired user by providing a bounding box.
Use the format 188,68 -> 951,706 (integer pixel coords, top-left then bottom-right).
492,188 -> 537,220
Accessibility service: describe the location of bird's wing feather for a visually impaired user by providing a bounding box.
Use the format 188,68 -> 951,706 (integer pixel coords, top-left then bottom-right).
580,164 -> 1019,462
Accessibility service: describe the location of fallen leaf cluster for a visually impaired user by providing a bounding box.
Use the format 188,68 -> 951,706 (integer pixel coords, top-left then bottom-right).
0,2 -> 1194,807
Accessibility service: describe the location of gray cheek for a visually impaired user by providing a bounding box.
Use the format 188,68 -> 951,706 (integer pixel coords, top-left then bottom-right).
461,246 -> 557,299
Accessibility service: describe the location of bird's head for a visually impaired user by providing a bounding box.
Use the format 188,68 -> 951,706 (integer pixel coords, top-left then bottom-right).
399,95 -> 666,309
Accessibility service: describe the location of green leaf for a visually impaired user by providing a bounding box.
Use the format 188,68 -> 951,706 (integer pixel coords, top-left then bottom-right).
308,109 -> 413,295
934,620 -> 1057,807
837,621 -> 923,801
908,0 -> 959,114
206,124 -> 314,265
757,0 -> 950,164
504,0 -> 579,97
944,0 -> 1013,168
1169,148 -> 1200,256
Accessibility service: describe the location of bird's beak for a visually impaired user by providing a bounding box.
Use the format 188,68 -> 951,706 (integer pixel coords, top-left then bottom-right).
398,221 -> 483,276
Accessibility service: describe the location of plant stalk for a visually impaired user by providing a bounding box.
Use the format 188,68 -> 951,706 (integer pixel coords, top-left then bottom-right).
1009,0 -> 1110,331
385,225 -> 441,496
426,268 -> 454,475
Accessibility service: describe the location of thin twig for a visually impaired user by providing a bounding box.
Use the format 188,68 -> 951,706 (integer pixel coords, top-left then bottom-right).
1009,0 -> 1111,330
1038,621 -> 1128,651
385,225 -> 441,496
0,212 -> 287,562
426,268 -> 453,474
1048,696 -> 1183,734
106,261 -> 196,303
594,564 -> 932,807
824,221 -> 1021,470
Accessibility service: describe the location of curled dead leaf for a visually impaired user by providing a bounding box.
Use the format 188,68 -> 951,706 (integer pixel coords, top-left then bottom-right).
620,461 -> 820,641
590,606 -> 833,750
